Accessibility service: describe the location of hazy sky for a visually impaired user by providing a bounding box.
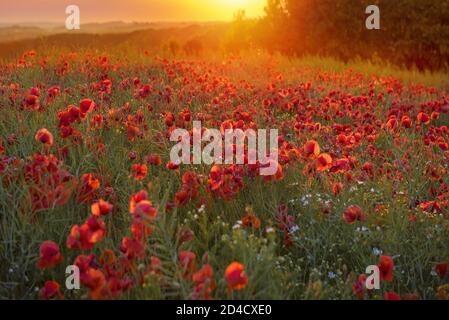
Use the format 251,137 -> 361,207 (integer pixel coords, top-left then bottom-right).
0,0 -> 266,23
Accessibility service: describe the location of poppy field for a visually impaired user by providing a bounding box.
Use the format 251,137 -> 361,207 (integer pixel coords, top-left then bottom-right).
1,50 -> 449,300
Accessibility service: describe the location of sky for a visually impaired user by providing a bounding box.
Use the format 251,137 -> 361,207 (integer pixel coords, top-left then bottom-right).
0,0 -> 267,23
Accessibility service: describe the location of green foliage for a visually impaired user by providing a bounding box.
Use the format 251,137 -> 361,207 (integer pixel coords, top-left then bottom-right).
258,0 -> 449,70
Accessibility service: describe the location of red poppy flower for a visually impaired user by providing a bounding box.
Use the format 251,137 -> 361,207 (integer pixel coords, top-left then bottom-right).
129,190 -> 148,211
378,255 -> 394,282
417,112 -> 430,125
149,256 -> 162,274
401,115 -> 412,128
435,262 -> 448,279
132,200 -> 158,221
91,199 -> 113,216
120,236 -> 145,260
192,264 -> 216,300
303,140 -> 320,159
29,86 -> 40,97
147,154 -> 162,166
352,274 -> 366,299
342,205 -> 365,224
23,94 -> 40,110
66,216 -> 106,250
332,182 -> 343,195
37,240 -> 63,269
224,262 -> 248,291
74,254 -> 95,280
35,128 -> 54,146
40,280 -> 62,300
262,160 -> 284,181
130,164 -> 147,181
165,112 -> 175,127
402,293 -> 419,300
175,190 -> 189,207
179,228 -> 195,244
0,140 -> 5,155
179,251 -> 196,275
316,153 -> 332,171
166,161 -> 180,170
130,219 -> 153,241
77,173 -> 100,203
384,292 -> 401,300
79,99 -> 95,116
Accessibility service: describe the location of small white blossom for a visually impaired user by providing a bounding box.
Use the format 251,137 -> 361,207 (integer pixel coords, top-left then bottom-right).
289,225 -> 300,234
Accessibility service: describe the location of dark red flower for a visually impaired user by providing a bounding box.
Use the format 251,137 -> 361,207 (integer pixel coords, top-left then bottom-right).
378,255 -> 394,282
40,281 -> 62,300
435,262 -> 448,279
37,241 -> 63,269
384,292 -> 401,300
35,128 -> 54,146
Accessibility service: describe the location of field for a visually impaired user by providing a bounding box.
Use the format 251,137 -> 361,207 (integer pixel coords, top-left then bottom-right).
1,49 -> 449,300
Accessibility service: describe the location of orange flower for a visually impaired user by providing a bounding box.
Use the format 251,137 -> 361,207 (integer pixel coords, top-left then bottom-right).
35,128 -> 54,146
40,280 -> 62,300
37,241 -> 63,269
242,207 -> 261,229
91,199 -> 113,217
342,205 -> 365,224
303,140 -> 320,159
378,255 -> 394,282
224,262 -> 248,291
316,153 -> 332,171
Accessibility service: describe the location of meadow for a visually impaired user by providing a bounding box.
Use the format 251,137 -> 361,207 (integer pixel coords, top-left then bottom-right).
1,48 -> 449,300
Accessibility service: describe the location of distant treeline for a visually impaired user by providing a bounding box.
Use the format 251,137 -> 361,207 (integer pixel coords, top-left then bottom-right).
244,0 -> 449,70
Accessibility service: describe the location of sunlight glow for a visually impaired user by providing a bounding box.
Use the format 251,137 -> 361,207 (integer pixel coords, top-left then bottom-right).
1,0 -> 267,23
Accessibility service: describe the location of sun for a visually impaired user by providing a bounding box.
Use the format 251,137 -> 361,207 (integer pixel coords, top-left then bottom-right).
219,0 -> 248,5
213,0 -> 265,18
216,0 -> 254,10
